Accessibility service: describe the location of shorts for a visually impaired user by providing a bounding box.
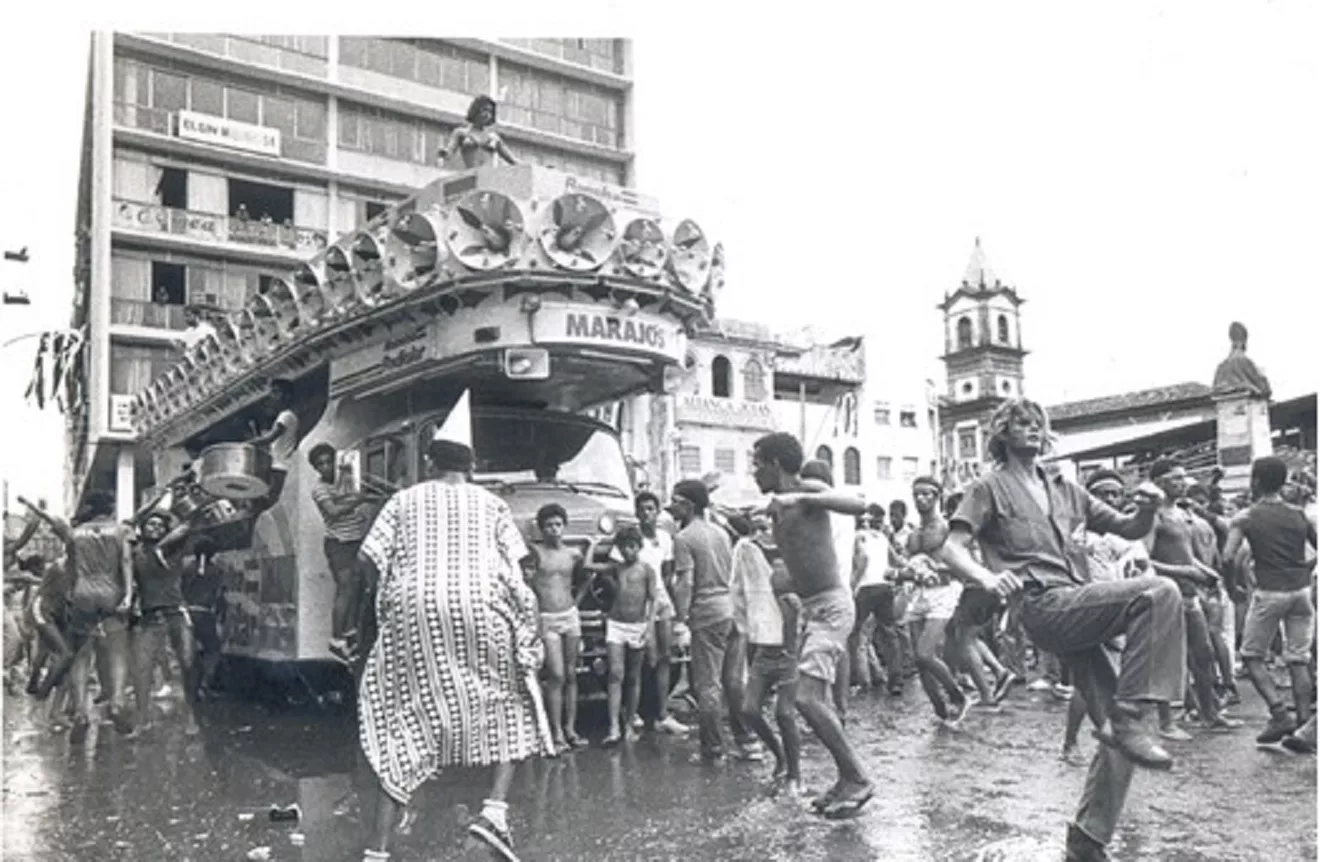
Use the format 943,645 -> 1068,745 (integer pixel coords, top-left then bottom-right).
750,644 -> 798,690
953,587 -> 1001,629
606,619 -> 648,649
540,607 -> 582,639
324,538 -> 363,579
68,610 -> 128,640
1240,588 -> 1315,664
797,587 -> 854,683
905,583 -> 963,623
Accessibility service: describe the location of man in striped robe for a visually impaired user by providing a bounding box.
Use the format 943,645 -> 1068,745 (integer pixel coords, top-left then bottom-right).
357,436 -> 551,862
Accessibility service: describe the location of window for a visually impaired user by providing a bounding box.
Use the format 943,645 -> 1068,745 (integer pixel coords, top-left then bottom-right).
156,167 -> 187,210
873,402 -> 891,425
843,448 -> 861,486
228,178 -> 294,224
958,428 -> 978,460
742,359 -> 767,402
261,95 -> 296,137
997,314 -> 1010,344
901,457 -> 920,480
1002,380 -> 1013,394
678,446 -> 701,476
961,381 -> 975,396
190,77 -> 224,116
714,448 -> 736,475
226,88 -> 260,124
899,408 -> 917,428
711,355 -> 732,398
816,446 -> 833,471
151,70 -> 188,113
876,457 -> 892,480
150,262 -> 186,305
499,61 -> 623,148
957,316 -> 973,350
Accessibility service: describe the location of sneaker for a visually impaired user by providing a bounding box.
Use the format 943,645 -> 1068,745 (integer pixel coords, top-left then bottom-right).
1158,725 -> 1193,742
733,745 -> 764,763
468,814 -> 519,862
1282,734 -> 1317,755
945,694 -> 976,727
1257,712 -> 1297,745
629,715 -> 645,732
656,716 -> 690,735
1201,715 -> 1244,732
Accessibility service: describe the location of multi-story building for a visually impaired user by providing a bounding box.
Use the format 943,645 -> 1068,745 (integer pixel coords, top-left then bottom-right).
937,239 -> 1028,490
67,33 -> 634,518
605,318 -> 937,511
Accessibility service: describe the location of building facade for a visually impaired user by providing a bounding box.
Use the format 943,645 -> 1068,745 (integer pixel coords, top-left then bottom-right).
937,239 -> 1028,489
67,33 -> 634,518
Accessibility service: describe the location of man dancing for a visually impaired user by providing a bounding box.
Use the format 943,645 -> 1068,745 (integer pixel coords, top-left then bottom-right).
752,432 -> 873,818
356,429 -> 551,862
936,399 -> 1179,862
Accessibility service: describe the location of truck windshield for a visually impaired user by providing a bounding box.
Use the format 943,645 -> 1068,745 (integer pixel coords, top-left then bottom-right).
423,412 -> 632,498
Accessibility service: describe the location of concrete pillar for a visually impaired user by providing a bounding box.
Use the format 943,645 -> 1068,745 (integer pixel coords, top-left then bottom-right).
115,445 -> 135,522
1215,394 -> 1273,496
89,31 -> 115,444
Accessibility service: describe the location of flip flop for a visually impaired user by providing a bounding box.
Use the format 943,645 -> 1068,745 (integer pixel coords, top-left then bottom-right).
821,786 -> 875,820
811,784 -> 843,812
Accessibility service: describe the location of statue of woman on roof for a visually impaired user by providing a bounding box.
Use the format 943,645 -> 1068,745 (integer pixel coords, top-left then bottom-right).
1212,322 -> 1272,399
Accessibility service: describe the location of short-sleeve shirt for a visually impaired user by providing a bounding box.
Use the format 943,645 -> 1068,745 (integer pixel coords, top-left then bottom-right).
1239,500 -> 1313,592
135,545 -> 185,613
68,518 -> 132,614
674,518 -> 734,631
951,464 -> 1129,589
312,480 -> 370,543
269,409 -> 299,472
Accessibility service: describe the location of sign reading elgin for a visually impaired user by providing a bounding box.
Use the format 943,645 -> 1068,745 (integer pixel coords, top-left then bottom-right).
177,110 -> 281,157
533,304 -> 686,365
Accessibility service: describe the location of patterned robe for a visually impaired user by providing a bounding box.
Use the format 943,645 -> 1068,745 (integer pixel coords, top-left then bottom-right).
358,480 -> 550,805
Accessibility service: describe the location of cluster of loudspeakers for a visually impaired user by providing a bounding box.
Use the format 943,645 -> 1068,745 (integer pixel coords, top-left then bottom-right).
134,186 -> 725,432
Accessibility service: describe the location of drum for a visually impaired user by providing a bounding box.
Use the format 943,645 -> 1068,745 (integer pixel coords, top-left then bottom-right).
169,483 -> 213,522
199,443 -> 273,500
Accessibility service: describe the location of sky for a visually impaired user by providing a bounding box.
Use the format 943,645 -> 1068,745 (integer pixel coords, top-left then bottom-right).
1,1 -> 1317,515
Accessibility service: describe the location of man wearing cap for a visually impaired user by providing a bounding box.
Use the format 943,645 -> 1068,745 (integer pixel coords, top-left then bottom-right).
670,478 -> 756,762
752,432 -> 872,819
129,510 -> 200,736
936,398 -> 1180,862
357,408 -> 552,862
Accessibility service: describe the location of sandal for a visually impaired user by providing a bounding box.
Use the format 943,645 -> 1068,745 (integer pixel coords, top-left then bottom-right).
820,784 -> 875,820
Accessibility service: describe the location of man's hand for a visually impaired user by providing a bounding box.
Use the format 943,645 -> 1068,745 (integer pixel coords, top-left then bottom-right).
982,571 -> 1022,599
1130,482 -> 1166,511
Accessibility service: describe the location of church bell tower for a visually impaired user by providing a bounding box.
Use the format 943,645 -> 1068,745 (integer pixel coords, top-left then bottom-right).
937,238 -> 1028,487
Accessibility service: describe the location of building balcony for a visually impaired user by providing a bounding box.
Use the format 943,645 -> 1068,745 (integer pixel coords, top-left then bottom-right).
110,297 -> 190,331
111,197 -> 329,263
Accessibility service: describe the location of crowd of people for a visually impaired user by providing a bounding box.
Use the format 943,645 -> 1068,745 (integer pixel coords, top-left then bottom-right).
3,396 -> 1316,862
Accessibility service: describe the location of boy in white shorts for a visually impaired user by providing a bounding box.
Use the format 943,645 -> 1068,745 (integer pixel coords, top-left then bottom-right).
528,504 -> 587,752
600,527 -> 655,746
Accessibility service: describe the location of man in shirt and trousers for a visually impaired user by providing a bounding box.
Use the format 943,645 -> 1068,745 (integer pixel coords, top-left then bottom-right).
308,443 -> 371,664
937,398 -> 1180,862
356,392 -> 552,862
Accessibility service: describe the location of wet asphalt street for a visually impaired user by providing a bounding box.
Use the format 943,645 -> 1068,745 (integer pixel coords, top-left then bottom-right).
3,682 -> 1316,862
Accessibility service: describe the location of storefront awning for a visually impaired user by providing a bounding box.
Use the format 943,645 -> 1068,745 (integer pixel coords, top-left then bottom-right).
1050,416 -> 1215,461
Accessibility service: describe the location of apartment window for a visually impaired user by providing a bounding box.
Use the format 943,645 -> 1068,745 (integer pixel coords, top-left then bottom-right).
228,178 -> 294,224
874,402 -> 891,425
901,457 -> 920,480
678,446 -> 701,476
515,138 -> 624,183
500,61 -> 623,148
958,428 -> 978,460
190,77 -> 224,116
711,355 -> 732,398
899,408 -> 918,428
151,262 -> 186,306
714,448 -> 736,475
339,38 -> 490,96
876,456 -> 892,480
226,88 -> 260,124
843,448 -> 861,486
151,70 -> 188,113
110,343 -> 178,395
339,102 -> 452,168
957,316 -> 973,350
156,167 -> 187,210
816,446 -> 833,471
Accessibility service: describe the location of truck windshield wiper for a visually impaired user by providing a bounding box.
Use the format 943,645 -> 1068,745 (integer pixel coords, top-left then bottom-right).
509,478 -> 581,494
565,481 -> 630,498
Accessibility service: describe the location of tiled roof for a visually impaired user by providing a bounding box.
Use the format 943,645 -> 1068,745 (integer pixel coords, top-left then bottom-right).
1047,382 -> 1213,423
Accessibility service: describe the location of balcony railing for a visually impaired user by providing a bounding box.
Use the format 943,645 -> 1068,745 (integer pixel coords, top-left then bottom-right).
110,298 -> 190,330
112,198 -> 329,257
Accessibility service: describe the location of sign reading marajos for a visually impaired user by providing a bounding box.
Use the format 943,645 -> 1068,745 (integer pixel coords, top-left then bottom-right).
177,110 -> 281,157
533,305 -> 685,364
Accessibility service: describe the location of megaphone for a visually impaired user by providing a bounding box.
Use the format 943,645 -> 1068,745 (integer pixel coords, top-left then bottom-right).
384,211 -> 446,290
348,230 -> 388,305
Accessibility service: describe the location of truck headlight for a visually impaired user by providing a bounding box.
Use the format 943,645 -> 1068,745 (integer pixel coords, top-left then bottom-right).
597,514 -> 615,535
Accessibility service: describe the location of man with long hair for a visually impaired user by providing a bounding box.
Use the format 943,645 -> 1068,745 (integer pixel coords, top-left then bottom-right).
937,398 -> 1178,862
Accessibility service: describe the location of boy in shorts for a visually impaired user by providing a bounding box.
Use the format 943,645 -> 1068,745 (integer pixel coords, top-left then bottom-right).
741,564 -> 804,796
528,503 -> 588,752
600,527 -> 655,746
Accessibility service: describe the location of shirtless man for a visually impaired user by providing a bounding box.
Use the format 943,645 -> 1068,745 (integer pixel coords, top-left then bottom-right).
752,432 -> 873,818
599,527 -> 655,746
528,503 -> 587,751
1145,458 -> 1242,736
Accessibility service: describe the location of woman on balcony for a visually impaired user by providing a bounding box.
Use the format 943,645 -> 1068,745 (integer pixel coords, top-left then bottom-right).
437,95 -> 519,170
